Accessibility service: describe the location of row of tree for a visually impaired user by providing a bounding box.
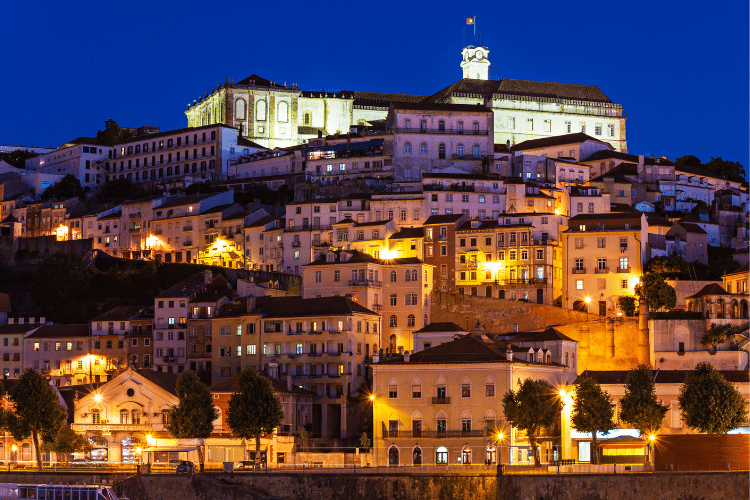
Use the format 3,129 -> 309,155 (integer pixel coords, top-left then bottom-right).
502,363 -> 747,465
0,367 -> 283,472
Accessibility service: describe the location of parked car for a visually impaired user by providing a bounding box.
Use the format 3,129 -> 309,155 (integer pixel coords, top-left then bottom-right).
167,459 -> 182,467
175,460 -> 194,474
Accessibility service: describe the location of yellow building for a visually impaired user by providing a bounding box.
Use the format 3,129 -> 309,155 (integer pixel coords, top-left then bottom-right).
562,212 -> 669,315
371,334 -> 576,467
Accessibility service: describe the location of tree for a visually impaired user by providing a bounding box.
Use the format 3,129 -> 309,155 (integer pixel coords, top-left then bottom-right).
645,255 -> 689,279
0,149 -> 38,170
619,365 -> 668,437
701,323 -> 735,353
95,178 -> 147,204
226,368 -> 284,467
617,296 -> 637,317
502,378 -> 561,466
41,424 -> 91,464
675,155 -> 703,170
7,369 -> 67,471
679,363 -> 748,434
358,432 -> 371,451
41,174 -> 84,200
165,371 -> 218,472
95,119 -> 135,147
703,157 -> 747,186
572,378 -> 616,464
634,272 -> 676,312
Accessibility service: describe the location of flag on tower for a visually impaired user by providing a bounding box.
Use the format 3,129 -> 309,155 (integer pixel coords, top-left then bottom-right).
466,17 -> 474,25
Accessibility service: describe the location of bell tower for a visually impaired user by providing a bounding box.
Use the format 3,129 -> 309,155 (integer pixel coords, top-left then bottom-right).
460,46 -> 490,80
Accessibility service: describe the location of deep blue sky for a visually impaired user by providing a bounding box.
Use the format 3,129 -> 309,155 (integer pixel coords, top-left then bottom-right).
2,1 -> 748,172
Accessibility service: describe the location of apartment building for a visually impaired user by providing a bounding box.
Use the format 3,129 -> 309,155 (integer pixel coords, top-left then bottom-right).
147,191 -> 235,265
371,334 -> 576,466
388,102 -> 494,181
243,214 -> 285,271
23,324 -> 105,386
423,214 -> 470,293
186,283 -> 233,378
211,295 -> 379,440
562,213 -> 658,315
0,319 -> 43,379
119,195 -> 174,259
370,190 -> 425,229
422,173 -> 505,220
90,307 -> 136,373
104,124 -> 257,185
302,249 -> 433,353
305,137 -> 394,183
25,137 -> 111,187
153,270 -> 230,373
512,133 -> 612,164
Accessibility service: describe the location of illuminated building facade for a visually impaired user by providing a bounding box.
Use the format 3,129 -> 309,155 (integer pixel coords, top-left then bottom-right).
24,137 -> 111,187
371,334 -> 575,467
302,249 -> 433,353
0,319 -> 43,379
210,295 -> 379,440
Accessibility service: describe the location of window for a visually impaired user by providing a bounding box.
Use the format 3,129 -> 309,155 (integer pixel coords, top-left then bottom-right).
412,380 -> 422,398
334,270 -> 340,282
526,118 -> 533,131
575,258 -> 584,271
256,99 -> 267,121
436,446 -> 448,464
390,270 -> 397,282
544,119 -> 551,132
462,419 -> 472,432
389,315 -> 397,327
388,379 -> 398,398
485,379 -> 495,397
438,120 -> 445,131
457,143 -> 464,158
407,315 -> 415,327
507,116 -> 515,129
277,101 -> 289,122
461,379 -> 471,397
595,123 -> 602,136
404,142 -> 412,154
575,238 -> 584,249
438,143 -> 446,159
576,279 -> 584,290
621,279 -> 628,289
472,143 -> 480,158
315,271 -> 321,282
419,142 -> 427,154
597,237 -> 606,248
390,294 -> 397,306
619,257 -> 629,272
608,123 -> 615,137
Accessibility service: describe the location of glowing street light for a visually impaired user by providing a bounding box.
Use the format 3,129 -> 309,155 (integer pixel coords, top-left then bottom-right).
93,393 -> 102,403
369,394 -> 376,401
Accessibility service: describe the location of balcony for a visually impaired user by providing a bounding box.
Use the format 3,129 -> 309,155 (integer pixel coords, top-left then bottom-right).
617,266 -> 630,273
466,262 -> 479,269
382,429 -> 485,439
307,352 -> 322,357
432,396 -> 451,404
328,329 -> 349,335
183,226 -> 193,232
348,279 -> 382,287
394,127 -> 489,136
292,241 -> 301,247
129,227 -> 141,234
571,267 -> 586,274
72,423 -> 151,432
451,154 -> 487,161
309,330 -> 323,335
371,304 -> 382,311
594,267 -> 609,274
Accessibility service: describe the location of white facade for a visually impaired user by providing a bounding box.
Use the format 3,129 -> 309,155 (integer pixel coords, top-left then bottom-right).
25,139 -> 111,188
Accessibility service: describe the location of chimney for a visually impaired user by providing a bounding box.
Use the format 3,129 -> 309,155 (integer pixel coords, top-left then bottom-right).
638,155 -> 645,174
373,352 -> 380,363
505,346 -> 513,361
18,317 -> 24,324
204,270 -> 213,283
40,317 -> 45,324
512,324 -> 518,333
8,318 -> 13,324
404,351 -> 410,362
287,373 -> 293,392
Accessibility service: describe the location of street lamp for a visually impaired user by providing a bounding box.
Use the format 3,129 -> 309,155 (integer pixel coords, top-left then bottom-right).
10,444 -> 17,471
583,296 -> 591,320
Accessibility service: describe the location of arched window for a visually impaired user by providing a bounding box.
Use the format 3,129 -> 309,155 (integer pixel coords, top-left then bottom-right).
121,437 -> 142,463
405,270 -> 411,282
404,142 -> 412,154
389,334 -> 397,352
304,112 -> 311,125
120,409 -> 129,424
461,377 -> 471,397
390,270 -> 397,282
412,446 -> 422,465
438,120 -> 445,131
473,143 -> 480,158
388,446 -> 399,466
438,143 -> 446,159
462,446 -> 472,465
131,410 -> 140,424
436,446 -> 448,465
235,99 -> 246,120
277,101 -> 289,123
412,270 -> 418,281
485,376 -> 496,397
92,409 -> 100,424
407,315 -> 415,327
411,379 -> 422,399
457,143 -> 464,158
388,378 -> 398,398
256,99 -> 267,121
419,142 -> 427,154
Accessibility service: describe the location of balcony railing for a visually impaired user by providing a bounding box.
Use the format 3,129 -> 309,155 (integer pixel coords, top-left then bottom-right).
183,226 -> 193,232
382,429 -> 485,439
394,127 -> 489,136
432,396 -> 451,404
348,280 -> 382,287
594,267 -> 609,274
617,266 -> 630,273
571,267 -> 586,274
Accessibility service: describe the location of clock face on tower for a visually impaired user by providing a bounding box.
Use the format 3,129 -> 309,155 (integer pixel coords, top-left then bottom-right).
475,50 -> 483,60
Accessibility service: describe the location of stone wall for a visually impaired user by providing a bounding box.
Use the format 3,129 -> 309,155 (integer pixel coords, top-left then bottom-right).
112,471 -> 749,500
497,472 -> 748,500
430,293 -> 651,372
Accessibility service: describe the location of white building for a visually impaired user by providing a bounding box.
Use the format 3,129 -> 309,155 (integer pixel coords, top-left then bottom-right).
25,137 -> 111,188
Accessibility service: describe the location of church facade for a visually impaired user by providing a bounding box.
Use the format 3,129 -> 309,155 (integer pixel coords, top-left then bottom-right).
186,46 -> 626,153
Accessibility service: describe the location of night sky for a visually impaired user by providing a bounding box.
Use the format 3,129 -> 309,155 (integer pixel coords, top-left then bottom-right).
2,1 -> 748,173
